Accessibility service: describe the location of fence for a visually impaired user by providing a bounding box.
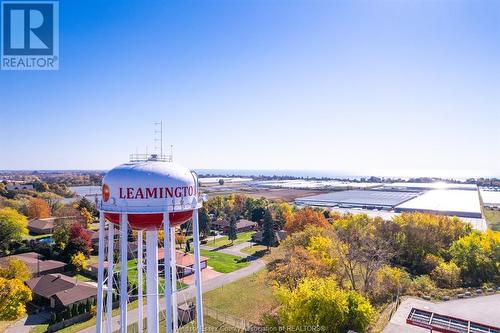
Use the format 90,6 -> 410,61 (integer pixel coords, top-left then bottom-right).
123,305 -> 261,333
47,313 -> 92,332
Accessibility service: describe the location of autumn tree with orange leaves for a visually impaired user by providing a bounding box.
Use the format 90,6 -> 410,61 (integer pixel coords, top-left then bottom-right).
284,207 -> 329,234
27,198 -> 50,219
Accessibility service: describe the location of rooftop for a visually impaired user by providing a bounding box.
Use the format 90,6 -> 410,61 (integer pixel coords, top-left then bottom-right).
0,252 -> 66,275
295,190 -> 418,209
395,189 -> 482,218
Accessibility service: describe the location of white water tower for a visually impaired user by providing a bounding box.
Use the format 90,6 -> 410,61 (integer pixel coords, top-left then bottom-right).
95,153 -> 204,333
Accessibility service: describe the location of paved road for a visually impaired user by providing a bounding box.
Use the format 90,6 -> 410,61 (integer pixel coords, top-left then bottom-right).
79,246 -> 265,333
201,241 -> 256,258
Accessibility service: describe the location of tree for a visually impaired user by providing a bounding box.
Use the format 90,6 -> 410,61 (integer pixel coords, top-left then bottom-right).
370,266 -> 411,304
284,207 -> 329,234
430,262 -> 461,288
0,277 -> 32,320
80,208 -> 93,228
65,223 -> 92,258
262,208 -> 276,250
450,230 -> 500,285
227,216 -> 237,245
71,252 -> 88,279
77,197 -> 96,216
53,219 -> 72,250
268,247 -> 334,290
334,214 -> 395,293
276,277 -> 374,332
393,213 -> 469,274
274,202 -> 293,230
198,206 -> 211,238
27,198 -> 50,219
0,259 -> 31,282
0,208 -> 28,255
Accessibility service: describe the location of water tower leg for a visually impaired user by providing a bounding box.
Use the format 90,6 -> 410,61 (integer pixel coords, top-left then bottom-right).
96,211 -> 106,333
120,214 -> 128,333
106,224 -> 115,333
146,229 -> 159,333
163,213 -> 173,333
137,231 -> 144,333
191,209 -> 204,332
170,228 -> 178,332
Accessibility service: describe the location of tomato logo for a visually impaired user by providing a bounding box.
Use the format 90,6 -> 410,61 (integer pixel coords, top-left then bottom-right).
102,184 -> 110,202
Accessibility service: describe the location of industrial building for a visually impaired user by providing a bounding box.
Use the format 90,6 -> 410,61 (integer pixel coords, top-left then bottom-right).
395,189 -> 482,218
480,188 -> 500,209
383,182 -> 478,191
295,190 -> 418,209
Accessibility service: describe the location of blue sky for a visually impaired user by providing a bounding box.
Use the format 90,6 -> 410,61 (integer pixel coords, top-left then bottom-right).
0,0 -> 499,177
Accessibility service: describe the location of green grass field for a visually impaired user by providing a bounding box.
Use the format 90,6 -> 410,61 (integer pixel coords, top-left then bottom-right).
199,249 -> 250,273
204,231 -> 256,249
202,270 -> 277,323
240,244 -> 267,256
484,208 -> 500,231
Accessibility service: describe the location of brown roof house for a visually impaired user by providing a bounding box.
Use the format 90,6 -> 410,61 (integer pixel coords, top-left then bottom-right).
28,217 -> 74,235
26,274 -> 97,309
212,219 -> 257,234
158,249 -> 208,278
252,229 -> 287,246
0,252 -> 66,277
28,217 -> 57,235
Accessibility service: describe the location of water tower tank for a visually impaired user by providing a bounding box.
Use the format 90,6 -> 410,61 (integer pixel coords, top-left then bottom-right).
100,155 -> 198,229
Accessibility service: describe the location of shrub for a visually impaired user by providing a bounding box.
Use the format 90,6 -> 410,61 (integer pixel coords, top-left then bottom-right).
431,262 -> 461,288
370,266 -> 411,304
409,275 -> 436,296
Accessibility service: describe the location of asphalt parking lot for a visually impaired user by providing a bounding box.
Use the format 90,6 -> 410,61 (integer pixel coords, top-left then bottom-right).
384,294 -> 500,332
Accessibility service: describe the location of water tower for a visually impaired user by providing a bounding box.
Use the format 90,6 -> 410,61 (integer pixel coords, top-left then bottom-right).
95,153 -> 204,333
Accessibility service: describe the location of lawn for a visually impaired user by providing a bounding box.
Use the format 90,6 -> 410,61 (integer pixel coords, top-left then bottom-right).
484,208 -> 500,231
202,270 -> 278,323
30,299 -> 142,333
199,249 -> 250,273
160,315 -> 242,333
123,259 -> 187,290
204,231 -> 256,249
240,244 -> 267,256
23,233 -> 52,241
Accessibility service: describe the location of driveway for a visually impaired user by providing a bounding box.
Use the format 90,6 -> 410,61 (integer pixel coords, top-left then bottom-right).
5,310 -> 52,333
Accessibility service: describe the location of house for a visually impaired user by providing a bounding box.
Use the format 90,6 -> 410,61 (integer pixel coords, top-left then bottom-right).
158,249 -> 208,278
6,184 -> 34,191
211,219 -> 258,234
87,249 -> 207,279
28,217 -> 76,235
26,274 -> 97,310
28,218 -> 56,235
0,252 -> 66,277
252,229 -> 287,246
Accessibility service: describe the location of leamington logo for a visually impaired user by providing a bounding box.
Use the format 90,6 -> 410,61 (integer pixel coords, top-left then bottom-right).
118,186 -> 197,200
1,0 -> 59,70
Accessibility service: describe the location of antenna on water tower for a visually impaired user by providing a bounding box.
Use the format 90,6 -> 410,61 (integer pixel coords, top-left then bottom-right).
154,121 -> 163,156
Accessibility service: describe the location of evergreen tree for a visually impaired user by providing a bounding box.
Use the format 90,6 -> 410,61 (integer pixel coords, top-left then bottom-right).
198,207 -> 211,239
228,216 -> 238,245
262,208 -> 276,251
